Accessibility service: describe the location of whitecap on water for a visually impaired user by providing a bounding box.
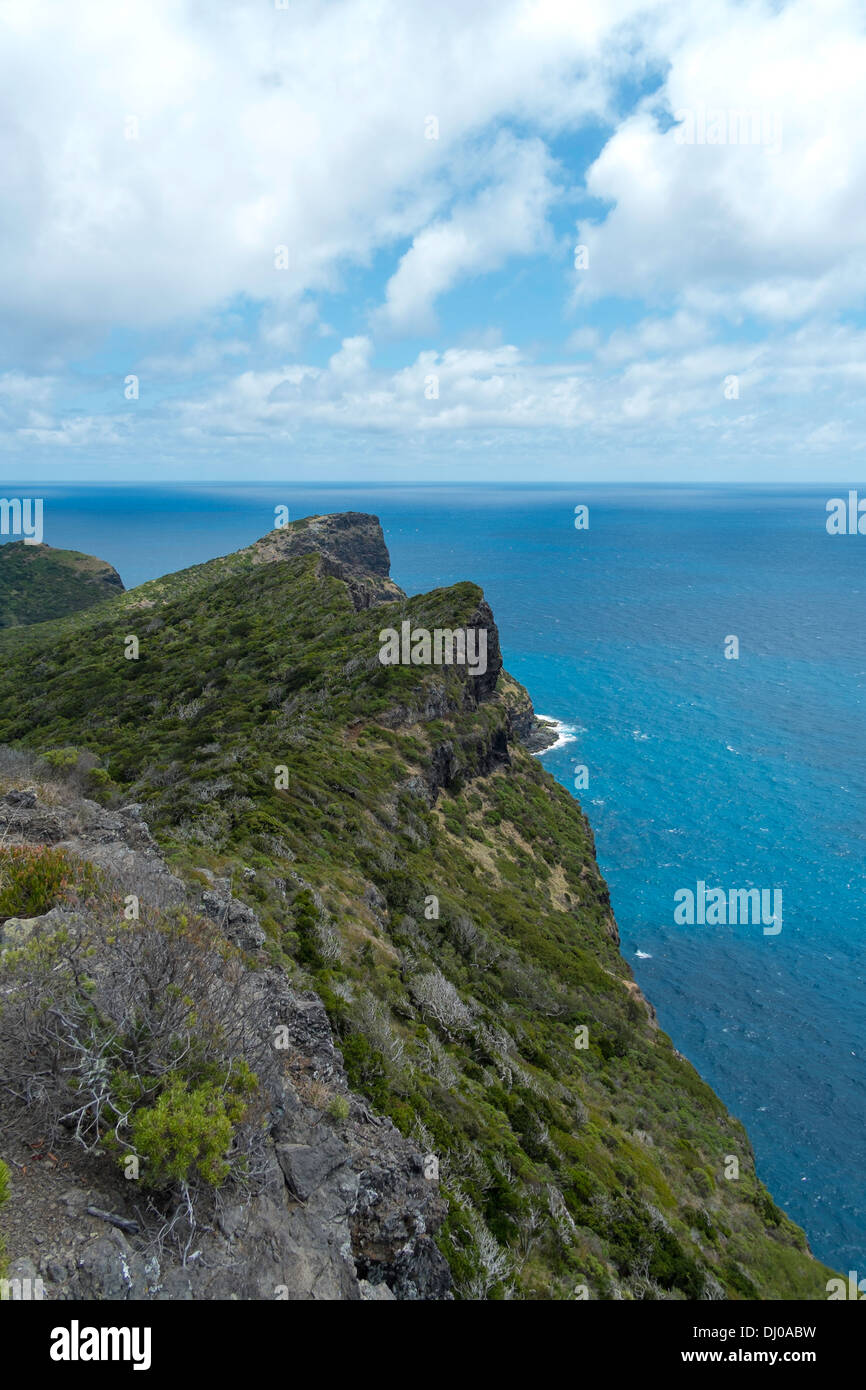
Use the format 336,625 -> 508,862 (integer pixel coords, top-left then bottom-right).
533,716 -> 579,753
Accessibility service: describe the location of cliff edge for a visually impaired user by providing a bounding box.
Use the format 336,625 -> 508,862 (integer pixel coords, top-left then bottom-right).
0,513 -> 835,1300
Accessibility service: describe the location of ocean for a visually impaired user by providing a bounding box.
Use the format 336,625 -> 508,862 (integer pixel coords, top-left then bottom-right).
9,481 -> 865,1273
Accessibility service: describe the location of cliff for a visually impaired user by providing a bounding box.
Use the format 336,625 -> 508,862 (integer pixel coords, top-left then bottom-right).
0,513 -> 834,1300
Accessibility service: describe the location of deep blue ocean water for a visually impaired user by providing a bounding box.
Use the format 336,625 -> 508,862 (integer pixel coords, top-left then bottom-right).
9,482 -> 865,1273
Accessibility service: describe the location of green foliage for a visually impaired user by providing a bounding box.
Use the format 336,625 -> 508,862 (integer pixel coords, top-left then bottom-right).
326,1094 -> 350,1123
0,519 -> 838,1300
340,1032 -> 389,1110
0,542 -> 122,629
127,1065 -> 256,1190
0,845 -> 99,920
42,746 -> 86,771
291,889 -> 323,969
0,900 -> 269,1239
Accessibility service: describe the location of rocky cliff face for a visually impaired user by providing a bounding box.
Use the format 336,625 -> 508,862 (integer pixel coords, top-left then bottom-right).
247,512 -> 404,610
0,786 -> 449,1301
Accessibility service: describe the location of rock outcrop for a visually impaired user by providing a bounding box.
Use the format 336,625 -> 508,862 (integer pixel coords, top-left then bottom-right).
0,788 -> 187,913
0,786 -> 450,1301
247,512 -> 404,610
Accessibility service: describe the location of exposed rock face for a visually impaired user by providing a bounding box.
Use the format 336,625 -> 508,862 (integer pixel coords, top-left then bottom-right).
378,596 -> 520,797
247,512 -> 404,609
0,785 -> 450,1301
0,905 -> 84,952
497,672 -> 558,751
522,720 -> 558,753
0,789 -> 187,913
464,597 -> 503,702
200,878 -> 267,951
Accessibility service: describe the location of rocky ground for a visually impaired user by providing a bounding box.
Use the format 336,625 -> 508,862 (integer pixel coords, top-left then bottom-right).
0,785 -> 451,1300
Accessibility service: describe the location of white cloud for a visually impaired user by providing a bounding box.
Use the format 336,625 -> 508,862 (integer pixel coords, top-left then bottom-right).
575,0 -> 866,319
0,372 -> 55,405
7,316 -> 866,478
327,335 -> 373,379
16,416 -> 126,447
149,320 -> 866,447
3,0 -> 866,481
374,135 -> 559,334
138,339 -> 250,377
0,0 -> 644,352
595,311 -> 709,364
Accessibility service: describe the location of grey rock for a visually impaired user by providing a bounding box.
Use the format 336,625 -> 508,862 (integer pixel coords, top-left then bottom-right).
359,1278 -> 397,1300
0,784 -> 452,1301
200,888 -> 266,950
0,905 -> 80,953
6,1256 -> 39,1282
245,512 -> 404,611
75,1229 -> 149,1300
154,1268 -> 193,1300
1,787 -> 37,808
0,914 -> 41,951
276,1135 -> 351,1203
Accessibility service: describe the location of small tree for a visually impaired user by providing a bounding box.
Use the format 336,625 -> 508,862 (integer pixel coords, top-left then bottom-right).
410,968 -> 473,1038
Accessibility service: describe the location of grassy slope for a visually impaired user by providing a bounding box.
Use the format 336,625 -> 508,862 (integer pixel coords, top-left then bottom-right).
0,542 -> 123,628
0,532 -> 835,1299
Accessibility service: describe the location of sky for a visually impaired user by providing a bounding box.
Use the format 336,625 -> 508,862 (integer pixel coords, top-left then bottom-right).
1,0 -> 865,483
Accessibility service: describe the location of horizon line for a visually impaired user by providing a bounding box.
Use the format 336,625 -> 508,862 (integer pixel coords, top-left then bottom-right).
5,480 -> 862,490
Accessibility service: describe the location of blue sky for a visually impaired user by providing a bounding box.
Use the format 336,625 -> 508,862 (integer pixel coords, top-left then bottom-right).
1,0 -> 865,483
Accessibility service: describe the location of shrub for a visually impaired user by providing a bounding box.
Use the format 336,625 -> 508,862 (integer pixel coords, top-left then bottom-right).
0,906 -> 276,1246
0,845 -> 99,921
341,1032 -> 388,1109
128,1066 -> 256,1190
291,889 -> 323,969
41,747 -> 81,772
410,968 -> 473,1038
326,1095 -> 350,1123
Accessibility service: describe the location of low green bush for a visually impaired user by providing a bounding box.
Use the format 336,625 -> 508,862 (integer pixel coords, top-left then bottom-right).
0,845 -> 99,921
128,1065 -> 256,1189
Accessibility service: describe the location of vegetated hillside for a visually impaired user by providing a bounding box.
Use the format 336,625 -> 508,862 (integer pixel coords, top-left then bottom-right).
0,541 -> 124,628
0,513 -> 834,1299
